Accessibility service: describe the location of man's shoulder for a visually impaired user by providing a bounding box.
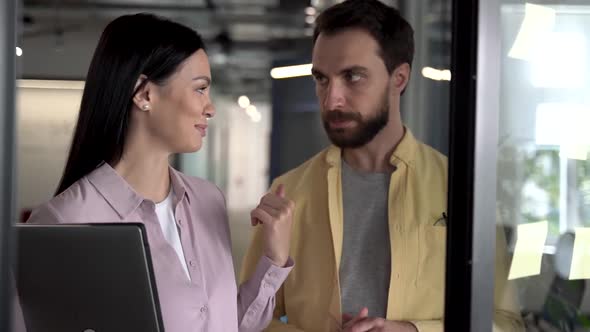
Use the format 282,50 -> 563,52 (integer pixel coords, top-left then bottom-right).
414,140 -> 448,172
272,147 -> 332,189
411,140 -> 449,197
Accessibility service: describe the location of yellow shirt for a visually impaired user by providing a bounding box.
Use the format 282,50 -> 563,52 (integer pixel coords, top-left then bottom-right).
241,129 -> 524,332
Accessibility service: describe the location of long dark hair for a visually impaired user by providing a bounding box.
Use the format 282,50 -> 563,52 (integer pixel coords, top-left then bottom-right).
55,13 -> 205,195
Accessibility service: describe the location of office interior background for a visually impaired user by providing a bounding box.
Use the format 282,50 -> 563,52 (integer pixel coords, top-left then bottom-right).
1,0 -> 589,330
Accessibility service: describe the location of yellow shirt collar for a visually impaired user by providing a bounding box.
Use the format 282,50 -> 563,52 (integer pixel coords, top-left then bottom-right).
325,127 -> 418,169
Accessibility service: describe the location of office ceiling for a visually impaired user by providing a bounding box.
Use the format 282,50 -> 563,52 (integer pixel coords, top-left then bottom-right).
20,0 -> 450,102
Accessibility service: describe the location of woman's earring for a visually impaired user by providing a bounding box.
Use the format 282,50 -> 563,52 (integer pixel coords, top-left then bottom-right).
141,104 -> 150,111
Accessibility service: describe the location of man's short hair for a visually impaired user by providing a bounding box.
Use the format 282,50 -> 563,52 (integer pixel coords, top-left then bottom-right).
313,0 -> 415,74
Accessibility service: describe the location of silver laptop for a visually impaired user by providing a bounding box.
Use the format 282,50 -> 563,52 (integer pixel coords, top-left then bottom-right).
14,223 -> 164,332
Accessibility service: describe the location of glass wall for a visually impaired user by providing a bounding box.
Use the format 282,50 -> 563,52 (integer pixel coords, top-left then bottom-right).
496,2 -> 590,331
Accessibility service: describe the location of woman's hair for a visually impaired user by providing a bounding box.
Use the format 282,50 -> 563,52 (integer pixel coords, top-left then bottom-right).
55,13 -> 205,195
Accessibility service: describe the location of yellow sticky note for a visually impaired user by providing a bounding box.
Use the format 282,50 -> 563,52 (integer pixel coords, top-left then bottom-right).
569,227 -> 590,280
508,221 -> 548,280
508,4 -> 556,60
560,144 -> 589,161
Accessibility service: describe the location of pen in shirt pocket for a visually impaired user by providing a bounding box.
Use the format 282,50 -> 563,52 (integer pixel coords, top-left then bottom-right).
434,212 -> 447,226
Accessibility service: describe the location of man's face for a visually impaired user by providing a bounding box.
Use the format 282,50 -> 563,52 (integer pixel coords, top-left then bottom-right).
312,28 -> 393,148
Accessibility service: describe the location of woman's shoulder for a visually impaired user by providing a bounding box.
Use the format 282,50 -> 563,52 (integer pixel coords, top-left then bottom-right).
26,177 -> 103,224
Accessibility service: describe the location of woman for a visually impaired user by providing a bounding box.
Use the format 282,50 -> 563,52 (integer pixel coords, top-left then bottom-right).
26,13 -> 294,332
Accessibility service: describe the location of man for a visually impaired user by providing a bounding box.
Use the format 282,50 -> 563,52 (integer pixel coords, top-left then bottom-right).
241,1 -> 524,331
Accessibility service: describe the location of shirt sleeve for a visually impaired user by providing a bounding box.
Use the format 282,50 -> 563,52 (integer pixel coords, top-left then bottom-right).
237,255 -> 294,332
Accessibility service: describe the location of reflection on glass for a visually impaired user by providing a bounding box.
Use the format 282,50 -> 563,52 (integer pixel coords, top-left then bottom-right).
498,1 -> 590,331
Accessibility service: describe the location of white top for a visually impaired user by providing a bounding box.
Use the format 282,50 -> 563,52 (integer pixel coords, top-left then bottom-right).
155,189 -> 191,280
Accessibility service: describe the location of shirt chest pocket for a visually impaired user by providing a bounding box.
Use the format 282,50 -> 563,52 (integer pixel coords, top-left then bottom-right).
416,225 -> 447,290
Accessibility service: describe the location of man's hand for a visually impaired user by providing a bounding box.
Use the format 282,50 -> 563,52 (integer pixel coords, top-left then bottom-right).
342,307 -> 369,329
250,184 -> 294,267
342,308 -> 418,332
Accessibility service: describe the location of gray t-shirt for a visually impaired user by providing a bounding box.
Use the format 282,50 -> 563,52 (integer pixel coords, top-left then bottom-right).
339,160 -> 392,318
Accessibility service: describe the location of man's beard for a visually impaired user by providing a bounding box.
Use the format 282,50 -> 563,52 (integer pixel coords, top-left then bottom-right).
322,92 -> 390,149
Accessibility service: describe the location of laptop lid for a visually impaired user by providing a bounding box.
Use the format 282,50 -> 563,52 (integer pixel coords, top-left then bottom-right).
14,223 -> 164,332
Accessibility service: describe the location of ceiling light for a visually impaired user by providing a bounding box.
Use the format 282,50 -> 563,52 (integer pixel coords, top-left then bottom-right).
270,64 -> 312,79
238,95 -> 250,108
245,105 -> 257,117
17,79 -> 85,90
251,112 -> 261,123
421,67 -> 451,81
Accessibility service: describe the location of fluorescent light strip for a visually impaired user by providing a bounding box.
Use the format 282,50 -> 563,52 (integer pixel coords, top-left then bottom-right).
421,67 -> 451,81
17,79 -> 85,90
270,64 -> 312,79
